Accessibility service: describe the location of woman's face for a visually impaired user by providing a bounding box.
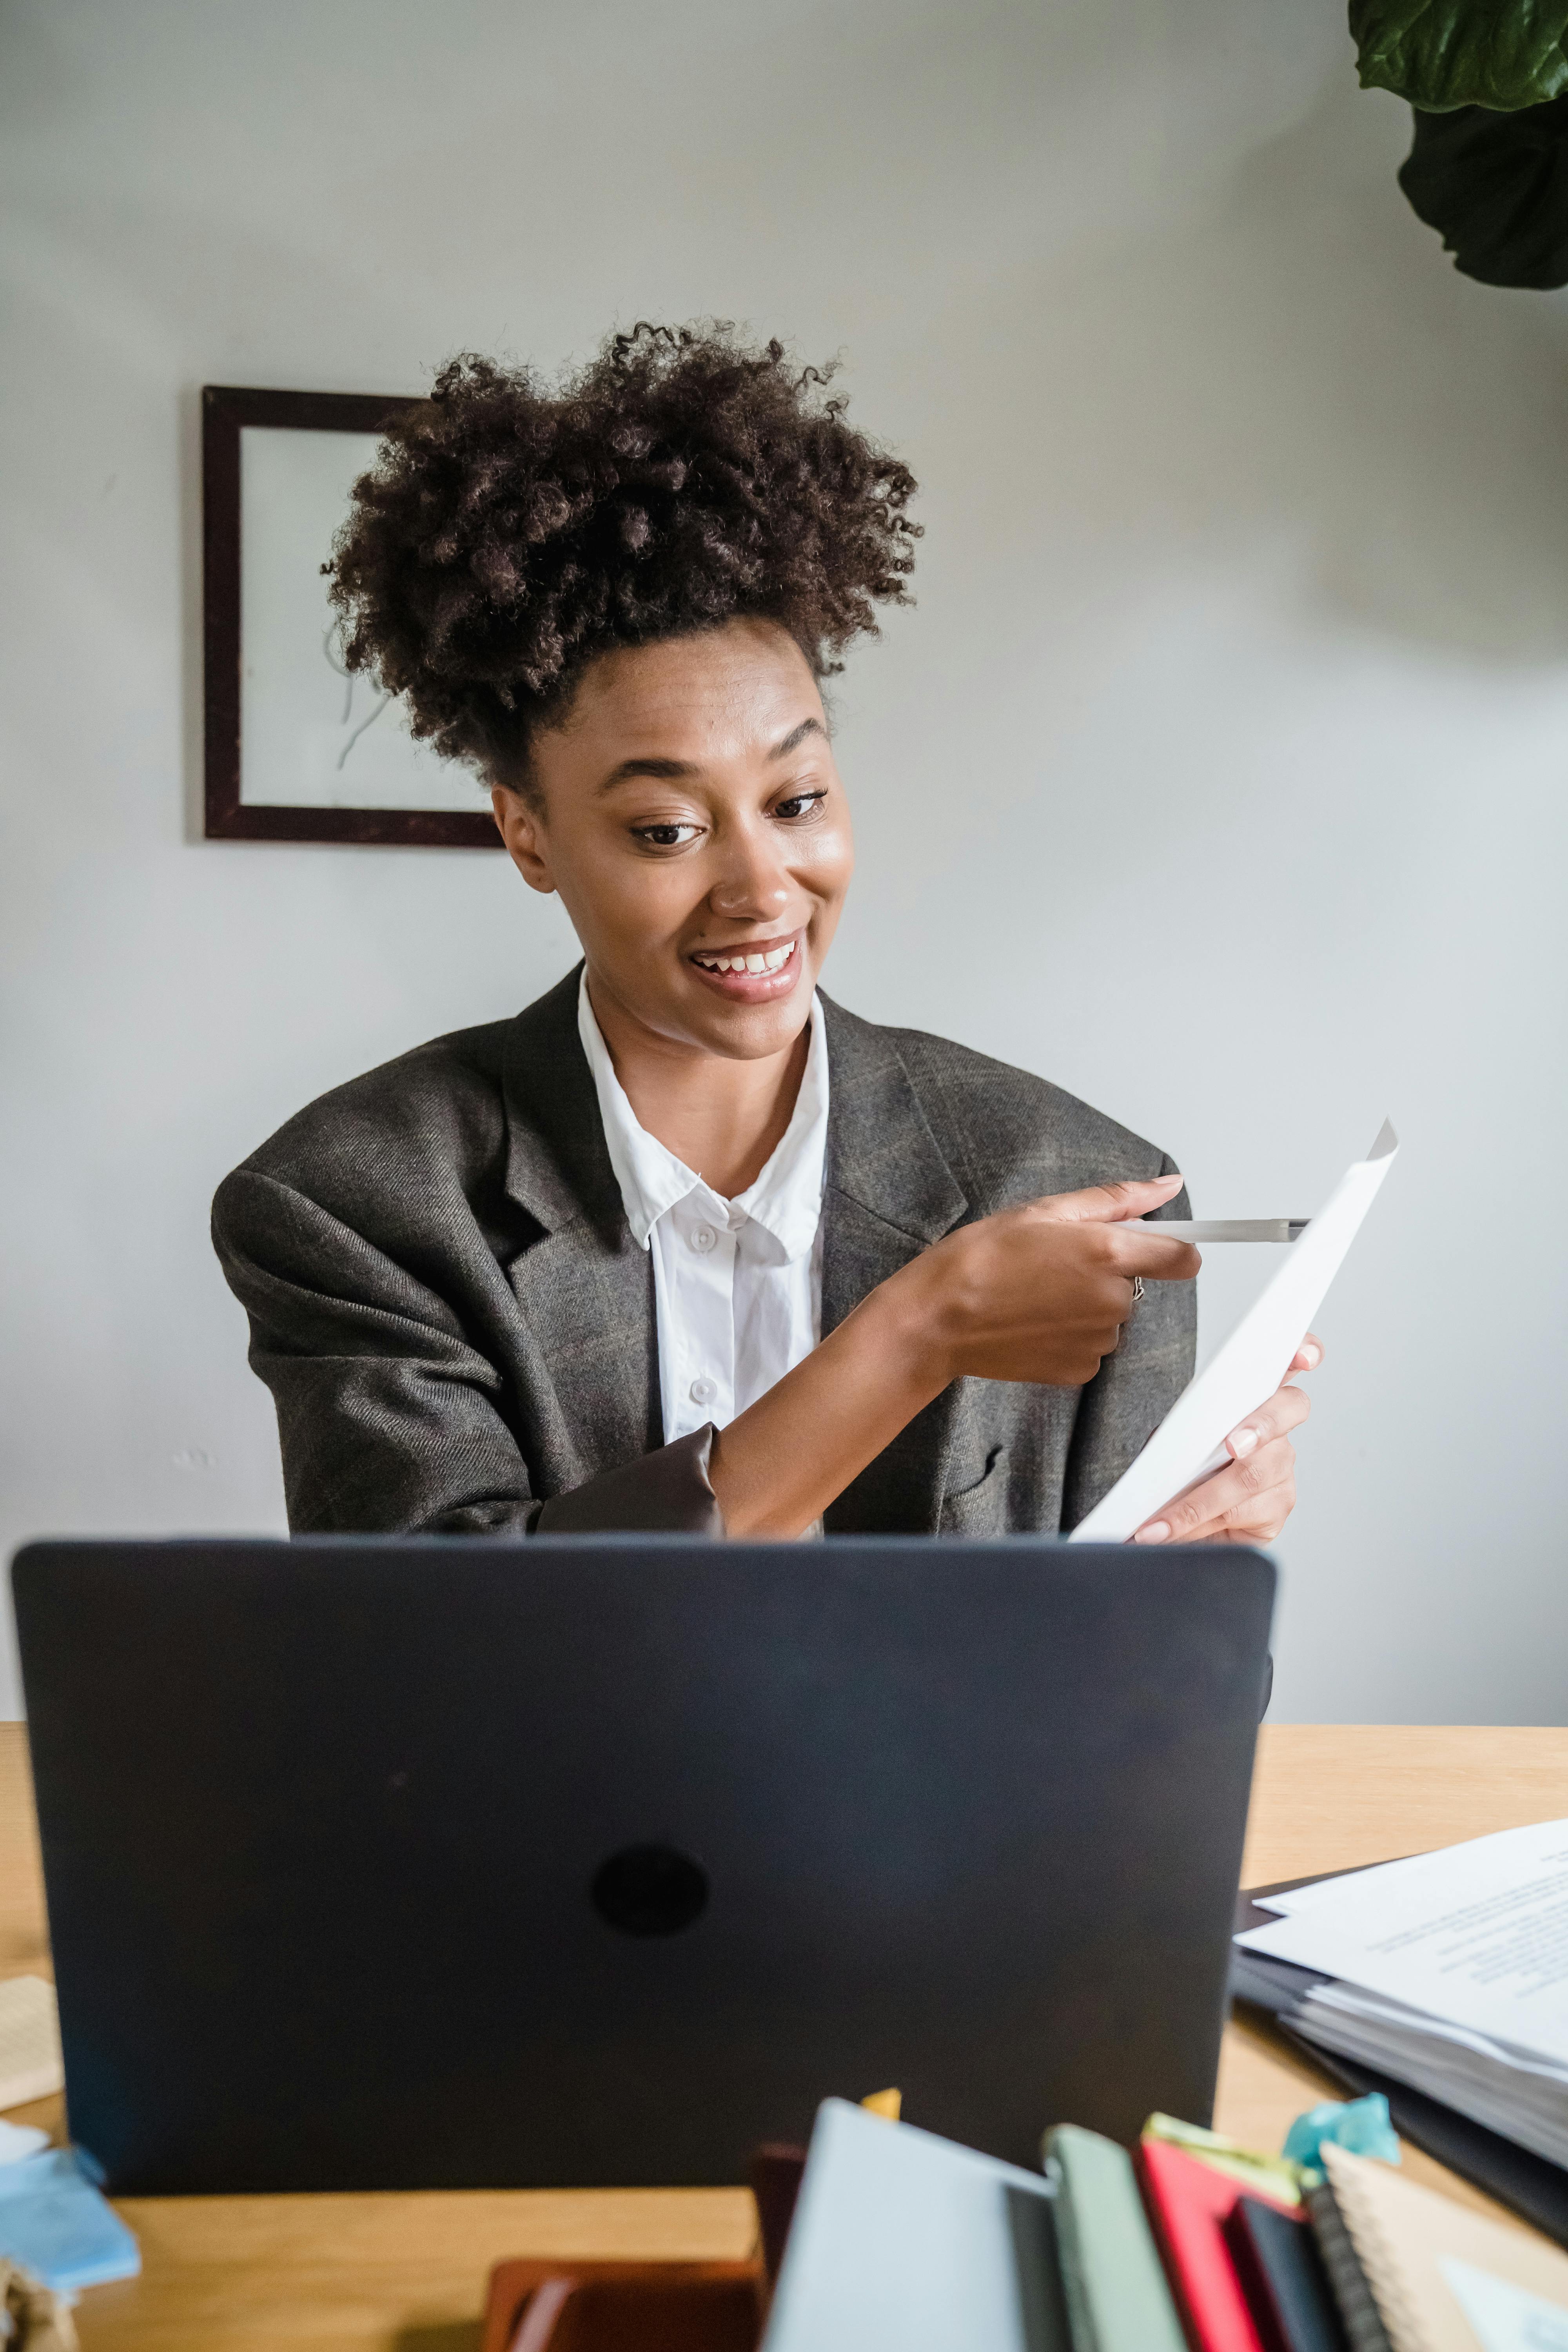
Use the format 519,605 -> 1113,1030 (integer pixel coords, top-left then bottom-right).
492,619 -> 855,1061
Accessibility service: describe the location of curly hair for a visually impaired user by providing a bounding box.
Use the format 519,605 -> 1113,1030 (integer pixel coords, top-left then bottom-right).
327,323 -> 920,794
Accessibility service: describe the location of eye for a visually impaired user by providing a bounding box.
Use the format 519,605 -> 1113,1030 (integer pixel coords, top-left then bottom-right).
632,820 -> 704,849
771,789 -> 828,822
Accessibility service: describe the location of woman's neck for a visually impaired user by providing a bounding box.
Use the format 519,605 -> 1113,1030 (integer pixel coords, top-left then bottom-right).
588,975 -> 810,1200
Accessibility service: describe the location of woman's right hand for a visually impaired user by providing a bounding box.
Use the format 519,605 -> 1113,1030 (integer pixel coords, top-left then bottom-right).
889,1174 -> 1201,1390
711,1172 -> 1200,1537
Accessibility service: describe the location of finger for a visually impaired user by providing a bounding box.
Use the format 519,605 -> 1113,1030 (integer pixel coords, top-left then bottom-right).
1169,1441 -> 1294,1540
1133,1438 -> 1295,1544
1031,1174 -> 1183,1227
1186,1476 -> 1296,1545
1140,1504 -> 1291,1547
1102,1225 -> 1202,1281
1171,1514 -> 1291,1547
1226,1383 -> 1310,1462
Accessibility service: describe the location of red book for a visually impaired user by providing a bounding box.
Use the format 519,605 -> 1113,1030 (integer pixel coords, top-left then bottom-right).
1136,2137 -> 1301,2352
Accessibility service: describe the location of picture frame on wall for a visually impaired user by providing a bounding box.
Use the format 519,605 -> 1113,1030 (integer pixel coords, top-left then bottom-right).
202,384 -> 502,847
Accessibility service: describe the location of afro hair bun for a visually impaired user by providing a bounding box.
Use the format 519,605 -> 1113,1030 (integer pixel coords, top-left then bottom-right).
327,321 -> 920,783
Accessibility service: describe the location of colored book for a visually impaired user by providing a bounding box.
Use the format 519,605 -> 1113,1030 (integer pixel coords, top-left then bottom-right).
1312,2142 -> 1568,2352
1136,2134 -> 1299,2352
1225,2192 -> 1350,2352
1043,2124 -> 1187,2352
1145,2111 -> 1303,2209
764,2100 -> 1068,2351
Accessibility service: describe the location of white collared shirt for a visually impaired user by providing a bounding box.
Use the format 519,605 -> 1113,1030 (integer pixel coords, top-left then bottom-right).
577,973 -> 829,1444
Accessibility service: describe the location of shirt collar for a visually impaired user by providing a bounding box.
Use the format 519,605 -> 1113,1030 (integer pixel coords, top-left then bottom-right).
577,970 -> 828,1260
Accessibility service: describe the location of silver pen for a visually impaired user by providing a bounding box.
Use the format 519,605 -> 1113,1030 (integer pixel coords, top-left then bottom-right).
1135,1218 -> 1310,1243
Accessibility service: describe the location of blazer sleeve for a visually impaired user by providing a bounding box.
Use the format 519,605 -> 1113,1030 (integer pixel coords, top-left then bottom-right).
211,1169 -> 723,1539
1058,1161 -> 1196,1534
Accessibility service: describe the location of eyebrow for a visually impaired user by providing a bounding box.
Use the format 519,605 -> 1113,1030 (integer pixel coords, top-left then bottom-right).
768,716 -> 827,760
596,715 -> 827,793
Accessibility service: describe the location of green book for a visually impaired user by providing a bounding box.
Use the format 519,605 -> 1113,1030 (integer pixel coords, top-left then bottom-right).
1041,2125 -> 1187,2352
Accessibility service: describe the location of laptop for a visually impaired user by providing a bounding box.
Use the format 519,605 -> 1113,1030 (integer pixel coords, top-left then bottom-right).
11,1534 -> 1273,2194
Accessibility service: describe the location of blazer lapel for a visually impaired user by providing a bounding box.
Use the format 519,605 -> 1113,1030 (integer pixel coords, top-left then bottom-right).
499,969 -> 662,1475
818,996 -> 969,1532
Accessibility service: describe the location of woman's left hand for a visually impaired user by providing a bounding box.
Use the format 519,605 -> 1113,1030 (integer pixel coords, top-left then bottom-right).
1132,1334 -> 1323,1547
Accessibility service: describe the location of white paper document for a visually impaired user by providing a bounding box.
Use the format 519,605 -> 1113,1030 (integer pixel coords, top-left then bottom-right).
1069,1119 -> 1398,1543
1235,1818 -> 1568,2068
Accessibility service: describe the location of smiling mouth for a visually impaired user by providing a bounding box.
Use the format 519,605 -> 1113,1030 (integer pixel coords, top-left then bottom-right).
689,938 -> 798,976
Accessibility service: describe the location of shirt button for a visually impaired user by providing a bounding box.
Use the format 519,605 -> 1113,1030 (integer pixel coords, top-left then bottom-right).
689,1375 -> 718,1407
689,1224 -> 717,1254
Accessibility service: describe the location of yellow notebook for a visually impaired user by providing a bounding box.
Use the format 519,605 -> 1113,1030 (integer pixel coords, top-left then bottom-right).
1319,2143 -> 1568,2352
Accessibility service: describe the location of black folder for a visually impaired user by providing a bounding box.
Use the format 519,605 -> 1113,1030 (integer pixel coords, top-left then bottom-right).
1232,1876 -> 1568,2249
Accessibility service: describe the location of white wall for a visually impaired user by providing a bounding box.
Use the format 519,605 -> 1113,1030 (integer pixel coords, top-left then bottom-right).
4,0 -> 1566,1722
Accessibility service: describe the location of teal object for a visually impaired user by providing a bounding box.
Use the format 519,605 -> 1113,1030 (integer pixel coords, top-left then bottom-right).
0,2147 -> 141,2293
1283,2093 -> 1400,2182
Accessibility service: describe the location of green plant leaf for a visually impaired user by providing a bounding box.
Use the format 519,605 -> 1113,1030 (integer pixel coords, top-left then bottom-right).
1399,92 -> 1568,282
1350,0 -> 1568,112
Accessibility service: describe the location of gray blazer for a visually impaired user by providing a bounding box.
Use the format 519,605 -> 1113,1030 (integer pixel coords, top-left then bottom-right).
212,969 -> 1194,1539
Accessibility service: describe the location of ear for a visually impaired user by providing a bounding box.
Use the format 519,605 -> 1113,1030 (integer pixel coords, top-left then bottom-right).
491,785 -> 555,895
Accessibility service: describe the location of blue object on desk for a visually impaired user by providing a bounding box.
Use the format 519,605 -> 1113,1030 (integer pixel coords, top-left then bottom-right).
1283,2092 -> 1401,2180
0,2147 -> 140,2291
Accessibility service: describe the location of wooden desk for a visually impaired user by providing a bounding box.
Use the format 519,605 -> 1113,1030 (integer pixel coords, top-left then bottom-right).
0,1722 -> 1563,2350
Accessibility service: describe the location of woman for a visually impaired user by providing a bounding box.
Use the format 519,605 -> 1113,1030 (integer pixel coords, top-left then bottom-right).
213,325 -> 1316,1542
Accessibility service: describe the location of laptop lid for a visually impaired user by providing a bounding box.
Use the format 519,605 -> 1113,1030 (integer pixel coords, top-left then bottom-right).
11,1535 -> 1273,2193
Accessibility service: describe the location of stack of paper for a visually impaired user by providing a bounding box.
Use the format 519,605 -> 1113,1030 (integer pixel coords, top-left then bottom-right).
1235,1819 -> 1568,2170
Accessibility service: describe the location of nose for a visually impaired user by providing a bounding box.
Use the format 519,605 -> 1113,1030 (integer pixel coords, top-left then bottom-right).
707,822 -> 792,924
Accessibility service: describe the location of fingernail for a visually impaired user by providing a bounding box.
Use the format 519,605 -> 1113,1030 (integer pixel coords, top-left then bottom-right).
1230,1426 -> 1259,1458
1134,1521 -> 1171,1544
1300,1341 -> 1321,1368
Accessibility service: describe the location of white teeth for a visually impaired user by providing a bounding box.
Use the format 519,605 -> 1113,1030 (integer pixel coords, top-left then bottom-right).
694,939 -> 797,975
